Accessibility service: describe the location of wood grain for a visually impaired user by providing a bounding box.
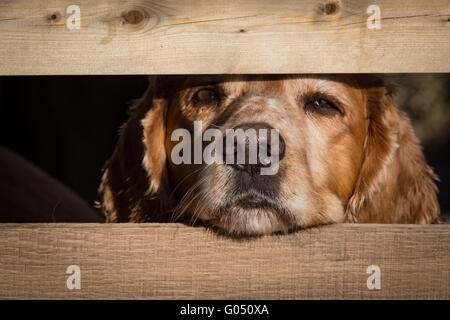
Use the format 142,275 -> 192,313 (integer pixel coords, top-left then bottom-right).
0,223 -> 448,299
0,0 -> 448,75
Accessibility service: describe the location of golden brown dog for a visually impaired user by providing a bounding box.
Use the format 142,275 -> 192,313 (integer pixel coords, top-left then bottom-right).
99,75 -> 441,235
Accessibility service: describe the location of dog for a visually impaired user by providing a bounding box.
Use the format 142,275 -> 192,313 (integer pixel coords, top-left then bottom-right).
98,75 -> 441,235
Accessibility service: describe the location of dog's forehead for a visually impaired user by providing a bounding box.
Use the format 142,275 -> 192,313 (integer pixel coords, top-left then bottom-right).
179,75 -> 356,92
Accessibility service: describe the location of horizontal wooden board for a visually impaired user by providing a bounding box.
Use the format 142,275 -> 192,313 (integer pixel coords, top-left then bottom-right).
0,0 -> 448,75
0,223 -> 448,299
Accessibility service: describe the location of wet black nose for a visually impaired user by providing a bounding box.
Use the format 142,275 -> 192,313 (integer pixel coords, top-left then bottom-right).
224,122 -> 286,175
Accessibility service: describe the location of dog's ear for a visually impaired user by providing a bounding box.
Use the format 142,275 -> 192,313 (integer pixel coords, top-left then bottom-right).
345,79 -> 441,224
98,76 -> 175,222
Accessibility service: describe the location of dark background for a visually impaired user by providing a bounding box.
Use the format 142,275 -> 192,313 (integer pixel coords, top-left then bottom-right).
0,75 -> 449,216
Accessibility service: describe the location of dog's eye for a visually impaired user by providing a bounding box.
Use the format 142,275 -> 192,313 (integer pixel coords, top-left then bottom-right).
193,89 -> 219,104
305,98 -> 340,116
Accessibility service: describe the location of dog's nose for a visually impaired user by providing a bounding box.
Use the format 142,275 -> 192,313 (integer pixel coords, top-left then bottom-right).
225,122 -> 286,175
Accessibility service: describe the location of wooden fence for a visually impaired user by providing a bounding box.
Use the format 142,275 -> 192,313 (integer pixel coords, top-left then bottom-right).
0,0 -> 449,299
0,223 -> 449,299
0,0 -> 449,74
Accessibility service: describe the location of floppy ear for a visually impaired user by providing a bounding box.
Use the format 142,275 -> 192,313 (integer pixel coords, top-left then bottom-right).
98,76 -> 175,222
345,82 -> 441,224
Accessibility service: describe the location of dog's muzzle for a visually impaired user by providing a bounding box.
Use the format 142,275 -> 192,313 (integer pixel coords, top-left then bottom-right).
223,122 -> 286,176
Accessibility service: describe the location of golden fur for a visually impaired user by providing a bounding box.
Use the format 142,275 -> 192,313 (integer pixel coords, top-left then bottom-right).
98,75 -> 441,235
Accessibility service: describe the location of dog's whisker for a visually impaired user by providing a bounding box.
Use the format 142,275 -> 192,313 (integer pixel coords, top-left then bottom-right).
190,171 -> 230,225
189,190 -> 210,225
175,191 -> 202,223
169,167 -> 205,197
174,186 -> 208,223
171,172 -> 209,222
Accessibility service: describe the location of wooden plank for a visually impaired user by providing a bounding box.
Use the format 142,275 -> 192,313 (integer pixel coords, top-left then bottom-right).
0,0 -> 448,75
0,223 -> 448,299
